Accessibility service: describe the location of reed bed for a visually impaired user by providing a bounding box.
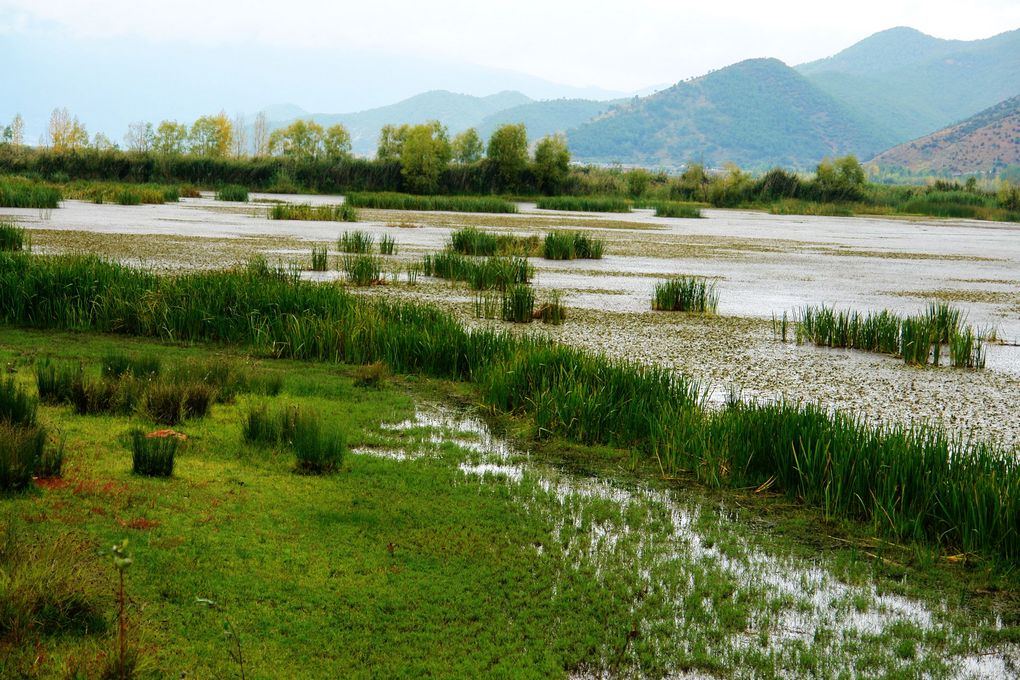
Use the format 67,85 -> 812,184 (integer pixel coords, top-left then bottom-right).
215,184 -> 249,202
535,290 -> 567,325
535,196 -> 631,213
270,203 -> 358,222
378,235 -> 397,256
341,254 -> 383,286
64,181 -> 178,205
449,227 -> 540,257
542,232 -> 604,260
0,177 -> 61,209
420,253 -> 533,290
2,253 -> 1019,561
501,285 -> 535,323
768,199 -> 854,217
652,277 -> 719,313
635,201 -> 703,218
345,192 -> 516,214
338,230 -> 374,254
311,246 -> 329,272
0,223 -> 27,252
795,303 -> 985,368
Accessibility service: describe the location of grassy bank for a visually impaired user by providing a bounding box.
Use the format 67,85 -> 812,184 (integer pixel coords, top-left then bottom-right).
1,253 -> 1018,566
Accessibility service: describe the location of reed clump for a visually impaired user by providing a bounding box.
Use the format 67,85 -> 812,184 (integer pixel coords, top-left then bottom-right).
378,234 -> 397,255
0,177 -> 61,209
543,232 -> 604,260
0,223 -> 27,252
420,253 -> 533,290
535,290 -> 567,325
1,378 -> 61,491
449,227 -> 540,257
634,200 -> 703,218
215,185 -> 249,202
345,192 -> 516,214
341,254 -> 383,286
130,429 -> 179,477
242,404 -> 345,474
652,277 -> 719,313
270,203 -> 358,222
338,230 -> 374,254
536,196 -> 631,213
501,284 -> 535,323
311,245 -> 329,272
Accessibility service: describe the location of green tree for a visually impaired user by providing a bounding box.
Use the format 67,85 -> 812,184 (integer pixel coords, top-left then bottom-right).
487,123 -> 529,190
323,124 -> 353,160
815,155 -> 865,201
189,112 -> 233,158
532,134 -> 571,194
377,124 -> 408,162
268,120 -> 325,159
399,121 -> 451,194
124,121 -> 155,153
153,120 -> 189,156
451,128 -> 484,164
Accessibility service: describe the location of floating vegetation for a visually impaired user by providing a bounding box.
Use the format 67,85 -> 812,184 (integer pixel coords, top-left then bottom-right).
270,203 -> 358,222
793,302 -> 986,368
346,192 -> 516,214
652,276 -> 719,313
215,184 -> 249,202
543,232 -> 604,260
536,196 -> 631,213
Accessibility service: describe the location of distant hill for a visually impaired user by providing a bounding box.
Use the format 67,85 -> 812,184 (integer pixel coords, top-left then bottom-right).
870,95 -> 1020,174
285,90 -> 533,155
798,27 -> 1020,142
566,58 -> 891,169
477,99 -> 618,142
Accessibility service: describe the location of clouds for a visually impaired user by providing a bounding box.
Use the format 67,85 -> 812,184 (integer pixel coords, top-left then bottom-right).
2,0 -> 1019,90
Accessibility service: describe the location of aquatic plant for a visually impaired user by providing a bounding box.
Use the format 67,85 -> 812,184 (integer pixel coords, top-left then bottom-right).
536,196 -> 631,213
652,277 -> 719,313
270,203 -> 358,222
216,184 -> 249,202
338,230 -> 374,254
0,223 -> 27,251
311,245 -> 329,272
345,192 -> 516,214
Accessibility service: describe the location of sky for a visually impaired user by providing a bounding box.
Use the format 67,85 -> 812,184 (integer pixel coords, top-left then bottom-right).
4,0 -> 1020,91
3,0 -> 1020,142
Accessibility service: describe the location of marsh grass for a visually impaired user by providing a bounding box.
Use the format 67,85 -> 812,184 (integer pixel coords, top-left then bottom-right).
311,246 -> 329,272
420,253 -> 533,290
130,429 -> 178,477
378,235 -> 397,255
64,181 -> 177,206
0,378 -> 37,427
341,254 -> 384,286
652,277 -> 719,313
0,423 -> 46,492
500,285 -> 535,323
345,192 -> 516,213
241,404 -> 344,473
543,232 -> 604,260
215,185 -> 249,202
536,290 -> 567,325
536,196 -> 631,213
449,227 -> 540,257
769,199 -> 854,217
474,292 -> 500,320
637,201 -> 703,218
271,203 -> 358,222
0,223 -> 27,252
338,230 -> 374,254
0,177 -> 61,209
4,254 -> 1020,561
794,302 -> 985,368
101,352 -> 161,380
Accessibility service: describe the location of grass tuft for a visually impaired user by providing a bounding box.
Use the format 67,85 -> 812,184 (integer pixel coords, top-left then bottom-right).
652,277 -> 719,313
215,185 -> 249,202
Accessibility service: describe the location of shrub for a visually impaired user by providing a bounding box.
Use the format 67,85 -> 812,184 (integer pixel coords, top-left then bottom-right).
130,429 -> 179,477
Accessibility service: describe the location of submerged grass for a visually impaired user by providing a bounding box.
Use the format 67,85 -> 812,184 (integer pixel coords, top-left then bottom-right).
1,253 -> 1018,562
270,203 -> 358,222
346,192 -> 516,213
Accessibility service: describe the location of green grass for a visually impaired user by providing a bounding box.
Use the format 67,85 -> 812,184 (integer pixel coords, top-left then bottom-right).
340,254 -> 383,286
420,253 -> 533,290
338,230 -> 374,254
635,200 -> 703,218
500,284 -> 535,323
311,245 -> 329,272
378,234 -> 397,256
0,177 -> 61,209
346,192 -> 517,213
652,277 -> 719,313
543,231 -> 604,260
0,223 -> 27,252
130,428 -> 178,476
449,227 -> 540,257
794,302 -> 986,368
215,184 -> 249,202
536,196 -> 631,212
63,181 -> 179,205
270,203 -> 358,222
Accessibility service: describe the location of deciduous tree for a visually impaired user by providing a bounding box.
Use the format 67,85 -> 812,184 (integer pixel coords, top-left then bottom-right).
533,134 -> 570,194
487,124 -> 528,190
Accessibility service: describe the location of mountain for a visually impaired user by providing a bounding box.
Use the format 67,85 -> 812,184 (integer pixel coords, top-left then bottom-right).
477,99 -> 618,142
287,91 -> 533,155
798,27 -> 1020,142
566,58 -> 891,169
870,95 -> 1020,174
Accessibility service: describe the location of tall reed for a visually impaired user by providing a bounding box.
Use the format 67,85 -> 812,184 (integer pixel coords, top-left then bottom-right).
0,223 -> 27,252
536,196 -> 631,213
652,277 -> 719,313
346,192 -> 516,214
270,203 -> 358,222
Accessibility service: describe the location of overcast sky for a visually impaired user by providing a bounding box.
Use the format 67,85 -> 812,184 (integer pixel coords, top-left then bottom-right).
4,0 -> 1020,91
